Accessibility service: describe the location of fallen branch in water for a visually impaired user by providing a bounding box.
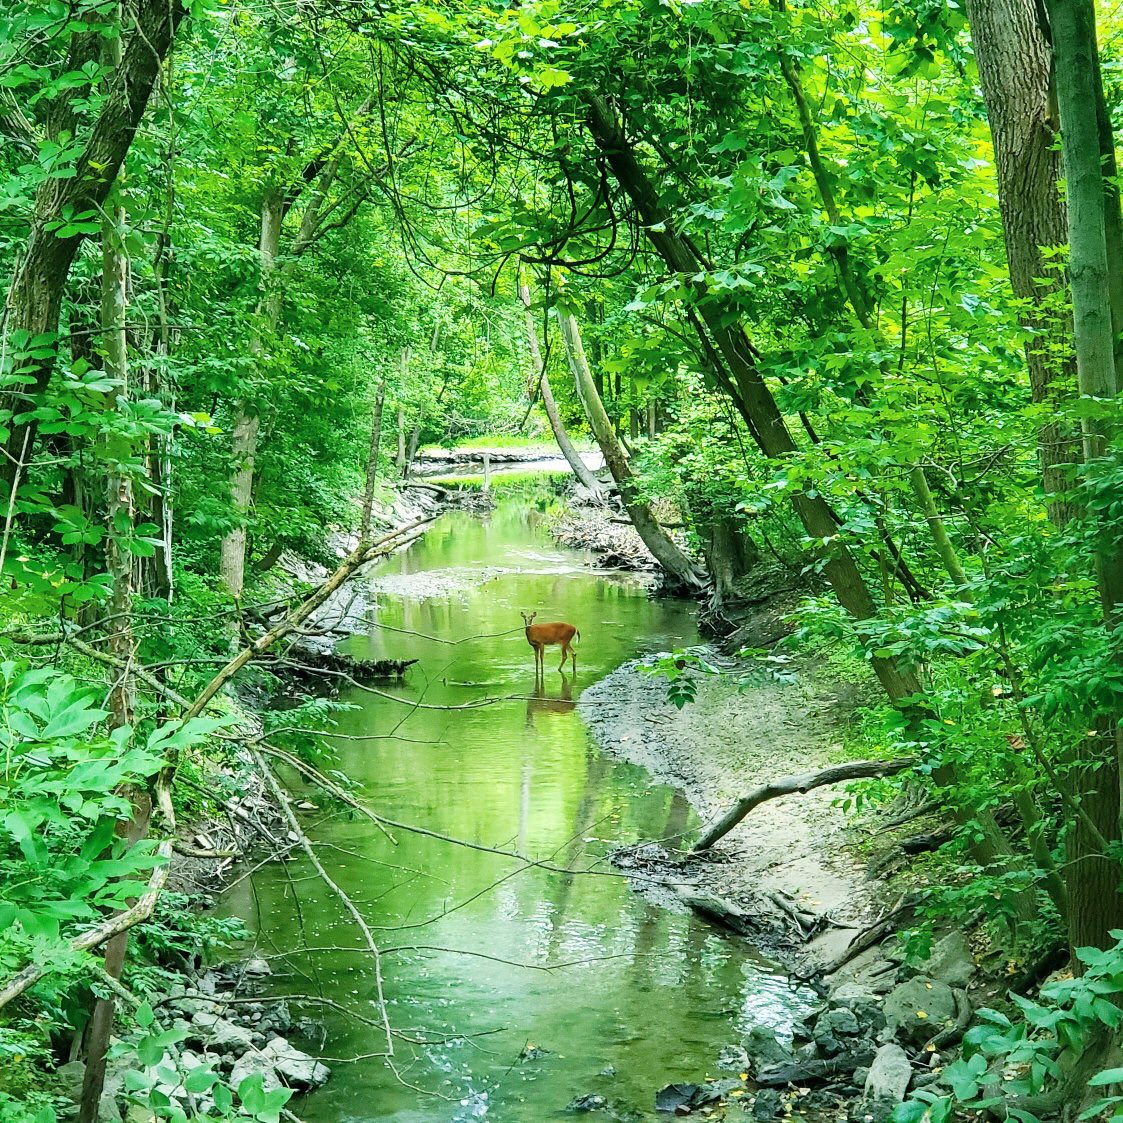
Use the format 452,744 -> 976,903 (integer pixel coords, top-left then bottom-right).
184,516 -> 436,719
251,746 -> 394,1058
691,757 -> 916,852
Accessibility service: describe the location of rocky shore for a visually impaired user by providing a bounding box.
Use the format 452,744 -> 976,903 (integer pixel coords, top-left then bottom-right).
578,653 -> 988,1120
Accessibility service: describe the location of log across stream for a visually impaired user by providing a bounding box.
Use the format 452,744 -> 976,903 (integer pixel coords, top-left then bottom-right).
220,495 -> 818,1121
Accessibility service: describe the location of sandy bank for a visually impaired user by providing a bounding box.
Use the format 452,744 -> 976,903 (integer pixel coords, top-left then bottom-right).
579,657 -> 886,961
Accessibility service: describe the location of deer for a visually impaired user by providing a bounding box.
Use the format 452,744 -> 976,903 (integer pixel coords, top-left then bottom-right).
520,611 -> 580,678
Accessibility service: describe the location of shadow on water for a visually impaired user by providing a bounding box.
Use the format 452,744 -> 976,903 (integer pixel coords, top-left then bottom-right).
221,497 -> 817,1121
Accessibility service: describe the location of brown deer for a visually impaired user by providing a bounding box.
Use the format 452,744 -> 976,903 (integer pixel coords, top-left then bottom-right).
520,611 -> 580,677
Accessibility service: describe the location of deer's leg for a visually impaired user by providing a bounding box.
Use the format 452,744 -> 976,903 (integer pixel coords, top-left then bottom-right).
558,643 -> 570,672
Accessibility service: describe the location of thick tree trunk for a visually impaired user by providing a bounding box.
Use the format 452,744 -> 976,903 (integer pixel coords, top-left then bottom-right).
965,0 -> 1078,520
219,189 -> 283,596
583,94 -> 914,698
519,281 -> 602,491
0,0 -> 186,497
1045,0 -> 1123,953
557,305 -> 706,591
703,514 -> 758,607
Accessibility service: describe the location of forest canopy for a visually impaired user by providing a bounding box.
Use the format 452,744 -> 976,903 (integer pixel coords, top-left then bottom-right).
6,0 -> 1123,1119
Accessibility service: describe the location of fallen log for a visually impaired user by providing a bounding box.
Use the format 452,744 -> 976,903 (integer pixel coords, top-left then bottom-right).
668,883 -> 765,938
691,757 -> 916,853
399,481 -> 450,497
274,648 -> 418,682
755,1051 -> 875,1088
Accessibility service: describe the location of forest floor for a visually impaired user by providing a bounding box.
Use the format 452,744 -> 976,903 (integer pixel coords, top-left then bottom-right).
579,651 -> 883,969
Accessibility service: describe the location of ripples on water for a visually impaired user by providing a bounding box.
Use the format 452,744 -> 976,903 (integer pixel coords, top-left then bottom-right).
222,499 -> 817,1121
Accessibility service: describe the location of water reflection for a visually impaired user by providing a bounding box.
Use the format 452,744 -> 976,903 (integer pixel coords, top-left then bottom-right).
524,675 -> 575,728
221,499 -> 817,1122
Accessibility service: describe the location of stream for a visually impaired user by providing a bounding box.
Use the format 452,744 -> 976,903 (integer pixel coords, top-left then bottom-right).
221,493 -> 816,1121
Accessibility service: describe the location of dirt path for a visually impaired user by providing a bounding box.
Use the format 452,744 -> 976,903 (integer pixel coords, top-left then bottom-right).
579,656 -> 884,962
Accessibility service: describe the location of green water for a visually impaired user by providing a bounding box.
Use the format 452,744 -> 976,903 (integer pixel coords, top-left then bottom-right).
222,498 -> 814,1121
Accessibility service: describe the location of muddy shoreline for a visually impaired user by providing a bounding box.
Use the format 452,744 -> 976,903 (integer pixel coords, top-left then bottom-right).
578,657 -> 885,967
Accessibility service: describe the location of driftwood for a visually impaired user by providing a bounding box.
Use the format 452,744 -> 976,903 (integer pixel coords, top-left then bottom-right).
819,893 -> 920,977
692,758 -> 916,852
764,888 -> 819,937
400,482 -> 450,499
668,883 -> 766,938
275,648 -> 418,682
755,1051 -> 875,1088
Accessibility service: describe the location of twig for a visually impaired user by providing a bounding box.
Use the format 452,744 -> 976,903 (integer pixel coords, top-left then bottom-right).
0,840 -> 173,1010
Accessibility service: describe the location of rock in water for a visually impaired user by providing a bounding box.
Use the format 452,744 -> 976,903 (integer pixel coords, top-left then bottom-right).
262,1037 -> 331,1089
861,1044 -> 913,1122
883,976 -> 957,1045
566,1093 -> 607,1112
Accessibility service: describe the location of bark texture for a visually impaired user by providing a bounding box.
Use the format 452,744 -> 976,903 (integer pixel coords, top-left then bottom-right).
965,0 -> 1078,517
1,0 -> 187,494
219,189 -> 282,596
519,281 -> 603,491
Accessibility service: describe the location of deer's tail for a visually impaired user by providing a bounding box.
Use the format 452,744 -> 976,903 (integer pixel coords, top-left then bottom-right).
574,629 -> 581,644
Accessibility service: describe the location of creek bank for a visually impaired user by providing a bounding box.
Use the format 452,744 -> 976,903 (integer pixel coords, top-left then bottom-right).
55,963 -> 329,1123
577,650 -> 992,1118
580,655 -> 877,945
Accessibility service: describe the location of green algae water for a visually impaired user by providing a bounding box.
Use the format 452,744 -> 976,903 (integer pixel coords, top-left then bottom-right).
221,496 -> 814,1121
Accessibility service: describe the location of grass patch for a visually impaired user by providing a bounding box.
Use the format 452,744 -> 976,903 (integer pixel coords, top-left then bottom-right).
429,468 -> 571,492
420,435 -> 596,454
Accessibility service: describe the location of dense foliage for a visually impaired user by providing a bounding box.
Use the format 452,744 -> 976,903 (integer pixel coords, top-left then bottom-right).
6,0 -> 1123,1118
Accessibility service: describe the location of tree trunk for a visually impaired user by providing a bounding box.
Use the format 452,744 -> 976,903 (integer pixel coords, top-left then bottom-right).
0,0 -> 186,496
519,281 -> 602,491
557,304 -> 706,591
219,189 -> 283,597
395,345 -> 411,472
965,0 -> 1078,521
582,94 -> 915,698
909,466 -> 970,593
703,514 -> 758,607
404,425 -> 421,479
1045,0 -> 1123,953
79,128 -> 142,1123
360,376 -> 387,543
583,94 -> 1029,909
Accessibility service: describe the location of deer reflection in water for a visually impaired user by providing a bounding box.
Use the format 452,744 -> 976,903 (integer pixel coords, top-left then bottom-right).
525,672 -> 576,727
